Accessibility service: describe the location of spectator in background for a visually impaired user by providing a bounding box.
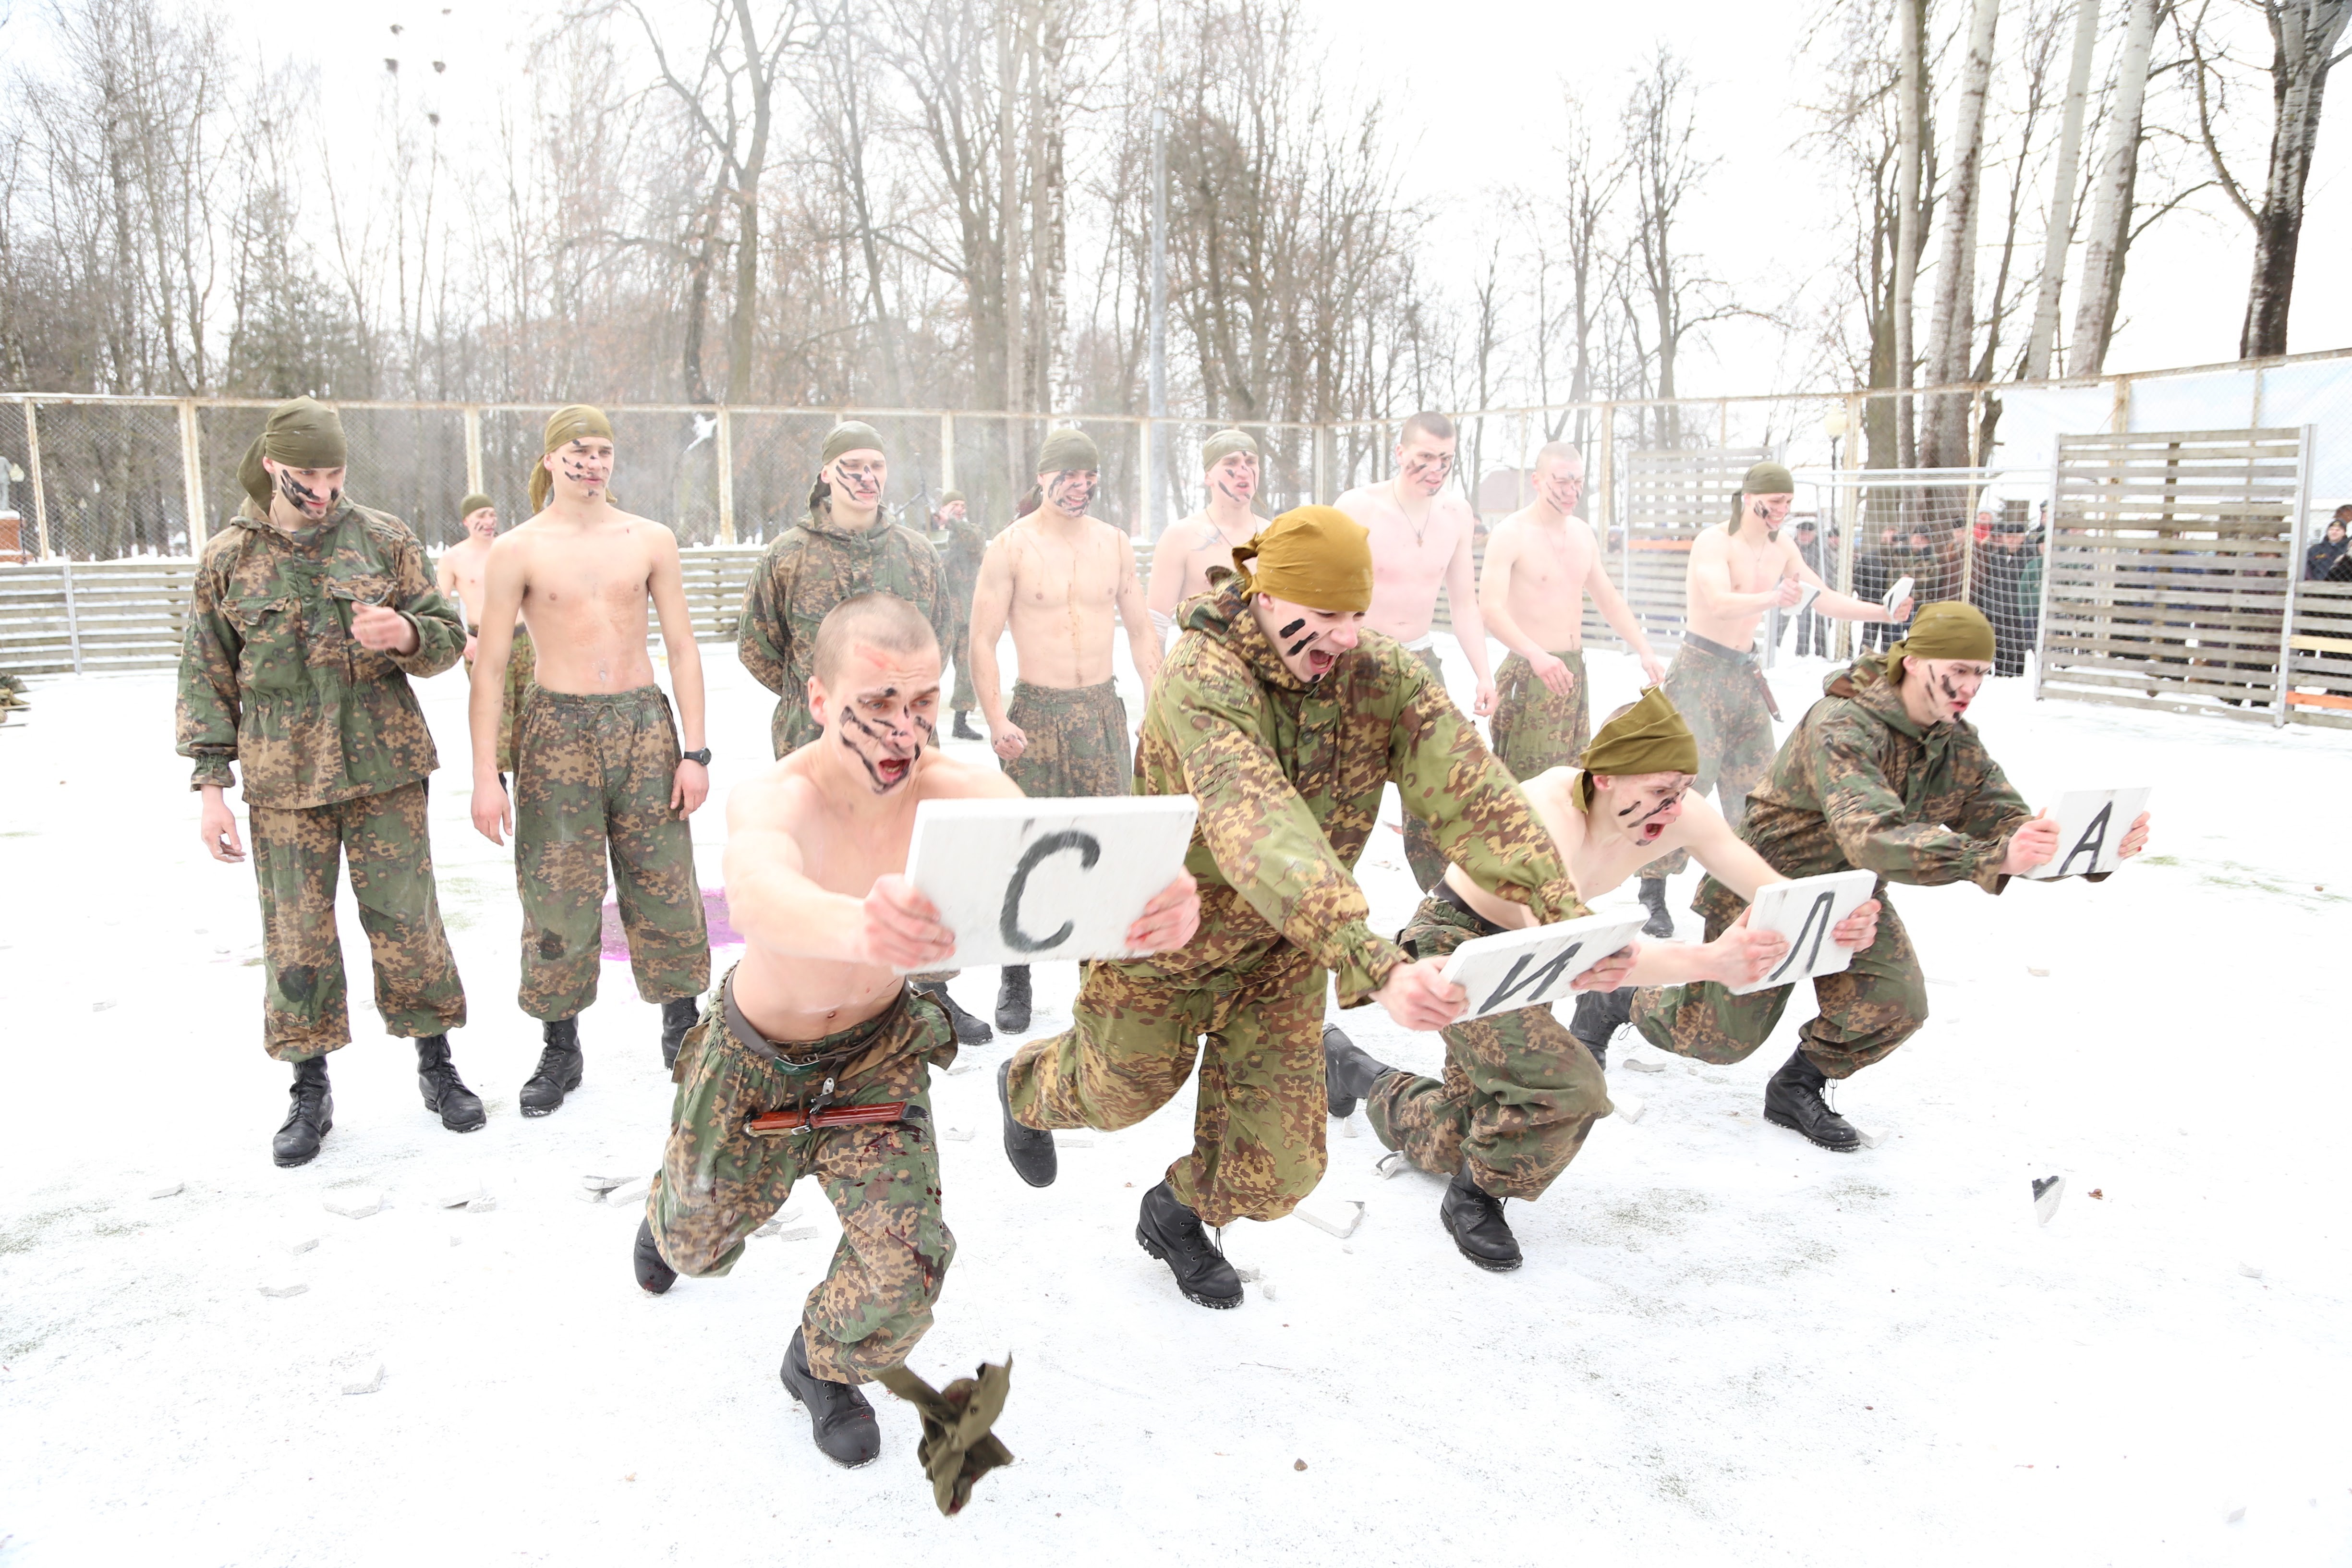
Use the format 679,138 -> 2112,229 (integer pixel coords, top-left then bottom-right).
2307,509 -> 2350,581
1974,522 -> 2040,677
1784,516 -> 1828,656
1850,524 -> 1896,653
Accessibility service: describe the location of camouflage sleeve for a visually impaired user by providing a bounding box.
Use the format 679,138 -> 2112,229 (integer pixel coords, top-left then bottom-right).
175,557 -> 242,791
1161,649 -> 1406,1005
1812,709 -> 2008,890
1388,655 -> 1583,921
387,534 -> 465,679
1948,739 -> 2033,848
910,532 -> 955,659
736,538 -> 793,694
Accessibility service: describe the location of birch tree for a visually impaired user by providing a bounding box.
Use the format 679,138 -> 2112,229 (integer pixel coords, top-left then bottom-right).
1922,0 -> 2002,466
2068,0 -> 2162,374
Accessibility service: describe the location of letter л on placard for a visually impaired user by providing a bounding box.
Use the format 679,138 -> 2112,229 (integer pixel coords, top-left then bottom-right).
1725,868 -> 1879,997
901,796 -> 1199,970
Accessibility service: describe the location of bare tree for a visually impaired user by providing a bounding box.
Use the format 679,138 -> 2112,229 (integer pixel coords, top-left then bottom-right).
2069,0 -> 2164,374
1623,47 -> 1740,446
2025,0 -> 2101,376
1921,0 -> 2001,468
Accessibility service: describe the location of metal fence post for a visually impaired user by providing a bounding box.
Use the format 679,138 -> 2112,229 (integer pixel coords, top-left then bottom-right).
715,407 -> 737,546
25,398 -> 50,560
179,400 -> 207,549
2274,423 -> 2318,728
61,556 -> 83,673
463,406 -> 484,498
1135,415 -> 1150,538
940,413 -> 956,495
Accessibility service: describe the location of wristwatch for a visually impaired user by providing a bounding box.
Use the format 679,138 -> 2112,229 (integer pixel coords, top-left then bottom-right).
681,748 -> 712,766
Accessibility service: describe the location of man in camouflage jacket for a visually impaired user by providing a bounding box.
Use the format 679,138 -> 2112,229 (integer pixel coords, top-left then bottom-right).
737,423 -> 954,758
1587,604 -> 2151,1151
932,489 -> 988,737
997,507 -> 1580,1310
176,397 -> 477,1168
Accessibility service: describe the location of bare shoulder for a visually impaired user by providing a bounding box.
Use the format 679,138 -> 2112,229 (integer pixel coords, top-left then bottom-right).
1436,493 -> 1479,534
727,758 -> 813,832
1689,523 -> 1730,556
1563,514 -> 1600,548
913,750 -> 1023,801
1331,484 -> 1383,520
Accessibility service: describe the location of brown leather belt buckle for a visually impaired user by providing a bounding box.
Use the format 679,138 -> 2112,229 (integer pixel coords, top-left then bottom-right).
746,1101 -> 917,1138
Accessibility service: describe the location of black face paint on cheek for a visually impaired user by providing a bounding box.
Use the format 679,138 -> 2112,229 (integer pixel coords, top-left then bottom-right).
839,708 -> 916,792
562,459 -> 596,487
1278,618 -> 1306,638
276,470 -> 325,511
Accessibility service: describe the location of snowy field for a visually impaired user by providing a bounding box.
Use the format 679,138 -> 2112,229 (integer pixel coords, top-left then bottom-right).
2,636 -> 2349,1566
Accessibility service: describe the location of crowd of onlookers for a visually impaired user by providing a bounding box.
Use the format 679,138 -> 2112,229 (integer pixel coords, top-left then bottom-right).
2307,504 -> 2352,583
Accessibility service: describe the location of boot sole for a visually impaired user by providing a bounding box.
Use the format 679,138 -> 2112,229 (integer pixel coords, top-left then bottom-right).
424,1096 -> 487,1133
1134,1227 -> 1243,1309
273,1115 -> 333,1168
1441,1216 -> 1523,1273
1764,1106 -> 1860,1152
994,1013 -> 1031,1034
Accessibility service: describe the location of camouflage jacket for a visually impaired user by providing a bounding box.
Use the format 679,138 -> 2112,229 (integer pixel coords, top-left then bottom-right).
1132,575 -> 1581,1007
738,498 -> 950,756
176,498 -> 465,808
937,517 -> 988,615
1697,657 -> 2032,916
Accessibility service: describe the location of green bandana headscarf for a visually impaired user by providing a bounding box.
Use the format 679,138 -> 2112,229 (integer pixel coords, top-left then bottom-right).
1881,601 -> 1996,681
821,421 -> 886,469
1742,461 -> 1794,496
938,489 -> 965,508
1036,427 -> 1100,476
1576,685 -> 1701,809
532,404 -> 615,511
239,397 -> 348,508
1232,505 -> 1373,613
1201,429 -> 1259,469
459,492 -> 494,519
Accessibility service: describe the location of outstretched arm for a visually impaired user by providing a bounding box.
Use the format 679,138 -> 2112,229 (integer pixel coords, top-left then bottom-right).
1689,529 -> 1796,620
1789,540 -> 1908,623
722,778 -> 953,970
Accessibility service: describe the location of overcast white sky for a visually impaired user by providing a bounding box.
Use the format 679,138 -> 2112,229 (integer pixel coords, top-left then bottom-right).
236,0 -> 2350,398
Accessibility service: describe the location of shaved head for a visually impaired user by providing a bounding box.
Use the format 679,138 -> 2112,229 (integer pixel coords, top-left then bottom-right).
812,593 -> 939,687
1401,411 -> 1455,446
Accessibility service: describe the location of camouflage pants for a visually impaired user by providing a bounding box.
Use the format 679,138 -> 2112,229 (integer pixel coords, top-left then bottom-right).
648,975 -> 956,1385
1401,644 -> 1452,891
463,624 -> 536,775
947,616 -> 977,714
1489,647 -> 1591,782
1629,881 -> 1926,1079
1005,940 -> 1326,1226
1640,635 -> 1779,879
249,779 -> 466,1062
513,686 -> 711,1021
1365,893 -> 1612,1200
1001,679 -> 1133,797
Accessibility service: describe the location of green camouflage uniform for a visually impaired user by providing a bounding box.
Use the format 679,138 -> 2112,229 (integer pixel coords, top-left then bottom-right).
738,498 -> 954,757
463,624 -> 536,776
1366,890 -> 1612,1199
1630,657 -> 2036,1078
1399,643 -> 1453,890
176,499 -> 469,1061
1004,576 -> 1578,1226
1001,680 -> 1133,797
1489,647 -> 1591,782
649,973 -> 956,1385
511,685 -> 710,1021
1639,632 -> 1779,879
939,517 -> 988,713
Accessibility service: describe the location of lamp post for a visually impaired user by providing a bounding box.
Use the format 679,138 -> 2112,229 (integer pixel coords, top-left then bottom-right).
1822,407 -> 1852,659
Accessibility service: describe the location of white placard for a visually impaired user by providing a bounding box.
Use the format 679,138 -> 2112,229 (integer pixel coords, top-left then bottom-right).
2023,788 -> 2152,881
1726,868 -> 1880,996
901,796 -> 1199,970
1883,575 -> 1915,617
1438,912 -> 1647,1024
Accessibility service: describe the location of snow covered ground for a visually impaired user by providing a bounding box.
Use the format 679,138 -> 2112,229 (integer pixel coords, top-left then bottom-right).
2,638 -> 2349,1566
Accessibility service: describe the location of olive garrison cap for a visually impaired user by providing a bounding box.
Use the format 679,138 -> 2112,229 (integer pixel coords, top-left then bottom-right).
1576,685 -> 1700,808
1036,427 -> 1100,475
1883,601 -> 1997,680
1201,429 -> 1259,469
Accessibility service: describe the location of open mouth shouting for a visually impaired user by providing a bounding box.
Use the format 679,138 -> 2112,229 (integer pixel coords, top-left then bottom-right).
873,753 -> 913,787
1638,819 -> 1668,844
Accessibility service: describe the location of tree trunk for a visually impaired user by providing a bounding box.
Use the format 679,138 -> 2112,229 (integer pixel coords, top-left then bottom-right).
1035,0 -> 1070,414
2026,0 -> 2100,377
1923,0 -> 2001,467
997,1 -> 1024,419
2238,0 -> 2350,359
2068,0 -> 2158,376
1894,0 -> 1926,466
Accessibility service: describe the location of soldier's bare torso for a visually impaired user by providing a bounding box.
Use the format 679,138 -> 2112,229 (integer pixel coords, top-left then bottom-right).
1488,509 -> 1600,653
499,510 -> 672,693
1686,521 -> 1800,651
1336,482 -> 1476,644
1443,767 -> 1740,929
1154,511 -> 1259,607
435,535 -> 519,635
995,514 -> 1139,688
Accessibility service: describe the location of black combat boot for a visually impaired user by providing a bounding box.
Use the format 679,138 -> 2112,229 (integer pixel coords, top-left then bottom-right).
1439,1158 -> 1523,1272
1638,876 -> 1675,939
633,1216 -> 678,1295
1322,1022 -> 1395,1119
1569,986 -> 1635,1072
913,980 -> 993,1045
1134,1181 -> 1243,1309
414,1034 -> 485,1132
520,1018 -> 584,1118
997,1059 -> 1057,1188
271,1056 -> 334,1168
994,965 -> 1032,1034
1763,1049 -> 1861,1152
659,997 -> 700,1071
952,711 -> 982,741
778,1327 -> 882,1468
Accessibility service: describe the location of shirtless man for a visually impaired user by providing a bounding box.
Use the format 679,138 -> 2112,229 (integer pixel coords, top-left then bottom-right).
468,405 -> 714,1110
1326,687 -> 1878,1268
436,492 -> 535,782
1631,461 -> 1913,938
967,427 -> 1163,1033
1145,428 -> 1263,647
1334,411 -> 1496,889
632,594 -> 1198,1476
1478,441 -> 1666,780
